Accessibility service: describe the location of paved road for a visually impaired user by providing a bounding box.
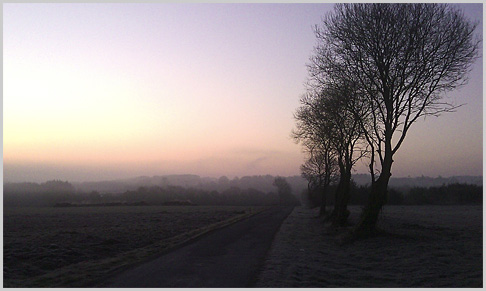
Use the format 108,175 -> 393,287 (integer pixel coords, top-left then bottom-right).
101,206 -> 294,287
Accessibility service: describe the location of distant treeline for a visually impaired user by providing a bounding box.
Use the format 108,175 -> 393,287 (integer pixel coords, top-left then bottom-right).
4,180 -> 481,207
305,182 -> 483,207
73,174 -> 309,196
404,184 -> 483,205
71,174 -> 482,195
115,185 -> 299,206
4,180 -> 300,207
4,180 -> 76,207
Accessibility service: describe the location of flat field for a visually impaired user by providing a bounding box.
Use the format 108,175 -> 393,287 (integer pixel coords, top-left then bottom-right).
256,205 -> 483,287
3,205 -> 263,287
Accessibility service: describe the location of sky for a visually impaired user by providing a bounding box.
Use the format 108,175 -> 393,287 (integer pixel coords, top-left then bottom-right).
3,3 -> 483,183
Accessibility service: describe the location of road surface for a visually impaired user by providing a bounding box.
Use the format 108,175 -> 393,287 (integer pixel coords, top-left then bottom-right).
100,206 -> 294,287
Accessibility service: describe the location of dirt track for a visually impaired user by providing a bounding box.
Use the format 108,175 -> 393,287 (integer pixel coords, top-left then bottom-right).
101,206 -> 294,287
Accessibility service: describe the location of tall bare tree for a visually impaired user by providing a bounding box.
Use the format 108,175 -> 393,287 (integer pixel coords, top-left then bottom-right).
293,82 -> 366,226
310,3 -> 480,234
300,134 -> 337,216
319,82 -> 366,226
293,91 -> 337,216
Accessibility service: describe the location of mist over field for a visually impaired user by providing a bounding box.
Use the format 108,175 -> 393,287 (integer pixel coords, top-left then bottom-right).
4,174 -> 482,208
4,173 -> 483,195
3,3 -> 482,288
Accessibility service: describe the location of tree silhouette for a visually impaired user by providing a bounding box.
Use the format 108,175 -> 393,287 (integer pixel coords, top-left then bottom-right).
309,3 -> 480,235
319,82 -> 367,226
273,177 -> 292,205
300,137 -> 337,216
293,90 -> 337,216
294,79 -> 367,225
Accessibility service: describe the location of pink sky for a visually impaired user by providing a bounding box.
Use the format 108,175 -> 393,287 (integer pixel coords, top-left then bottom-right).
3,3 -> 483,182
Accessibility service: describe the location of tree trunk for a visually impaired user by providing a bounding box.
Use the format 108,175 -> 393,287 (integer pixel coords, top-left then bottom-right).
330,169 -> 351,227
325,179 -> 342,223
354,156 -> 392,235
334,169 -> 351,226
319,185 -> 328,217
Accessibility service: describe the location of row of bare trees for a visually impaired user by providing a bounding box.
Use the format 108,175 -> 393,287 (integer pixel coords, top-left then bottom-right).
293,3 -> 480,236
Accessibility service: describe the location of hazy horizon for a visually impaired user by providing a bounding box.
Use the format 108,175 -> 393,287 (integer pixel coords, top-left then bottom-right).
3,170 -> 483,185
4,3 -> 483,184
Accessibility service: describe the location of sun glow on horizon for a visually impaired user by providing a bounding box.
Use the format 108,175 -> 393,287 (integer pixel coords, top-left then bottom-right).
3,50 -> 300,170
3,3 -> 482,182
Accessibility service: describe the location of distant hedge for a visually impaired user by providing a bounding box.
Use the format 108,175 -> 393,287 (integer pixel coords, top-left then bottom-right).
4,182 -> 300,207
405,183 -> 482,205
303,182 -> 482,207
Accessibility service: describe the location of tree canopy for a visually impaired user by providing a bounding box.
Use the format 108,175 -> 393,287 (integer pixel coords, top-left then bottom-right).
296,3 -> 480,233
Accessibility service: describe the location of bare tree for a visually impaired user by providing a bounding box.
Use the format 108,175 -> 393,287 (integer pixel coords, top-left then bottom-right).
310,3 -> 480,235
273,177 -> 292,205
300,137 -> 337,216
319,82 -> 367,227
293,90 -> 337,216
293,82 -> 366,226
